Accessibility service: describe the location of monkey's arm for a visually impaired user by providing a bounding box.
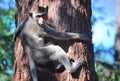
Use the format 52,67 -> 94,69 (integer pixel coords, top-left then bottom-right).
41,24 -> 89,41
13,17 -> 29,41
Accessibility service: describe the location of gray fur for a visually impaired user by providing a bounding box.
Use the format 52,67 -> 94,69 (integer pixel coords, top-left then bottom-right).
14,6 -> 87,81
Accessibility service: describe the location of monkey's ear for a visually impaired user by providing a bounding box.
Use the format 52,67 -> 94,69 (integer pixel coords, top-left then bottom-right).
45,6 -> 48,10
28,11 -> 32,17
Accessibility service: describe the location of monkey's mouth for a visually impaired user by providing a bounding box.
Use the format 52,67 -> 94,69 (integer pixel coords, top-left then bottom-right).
36,13 -> 45,17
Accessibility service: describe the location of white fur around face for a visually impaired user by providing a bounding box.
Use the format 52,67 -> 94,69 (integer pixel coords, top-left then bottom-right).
38,17 -> 44,24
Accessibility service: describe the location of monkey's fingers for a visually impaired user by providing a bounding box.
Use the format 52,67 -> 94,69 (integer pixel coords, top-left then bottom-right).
79,60 -> 86,65
76,59 -> 86,65
79,34 -> 90,41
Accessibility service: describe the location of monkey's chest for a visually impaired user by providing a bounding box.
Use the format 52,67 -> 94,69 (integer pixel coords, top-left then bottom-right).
35,37 -> 45,47
26,36 -> 45,49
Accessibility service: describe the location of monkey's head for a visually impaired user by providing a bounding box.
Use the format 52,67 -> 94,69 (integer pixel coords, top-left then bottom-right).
28,6 -> 48,24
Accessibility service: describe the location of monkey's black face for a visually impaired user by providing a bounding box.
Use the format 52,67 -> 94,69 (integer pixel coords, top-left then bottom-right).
34,6 -> 48,22
28,6 -> 48,19
35,6 -> 48,16
38,6 -> 46,13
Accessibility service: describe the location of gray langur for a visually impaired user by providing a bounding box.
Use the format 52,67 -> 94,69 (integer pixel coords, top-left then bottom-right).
13,6 -> 88,81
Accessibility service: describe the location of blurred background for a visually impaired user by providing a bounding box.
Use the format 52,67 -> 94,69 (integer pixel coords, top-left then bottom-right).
0,0 -> 118,81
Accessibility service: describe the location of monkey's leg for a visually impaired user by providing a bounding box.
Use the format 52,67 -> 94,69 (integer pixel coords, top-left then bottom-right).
35,45 -> 85,73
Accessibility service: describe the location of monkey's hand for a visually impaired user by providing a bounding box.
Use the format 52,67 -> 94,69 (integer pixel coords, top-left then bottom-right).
78,34 -> 89,41
72,33 -> 89,41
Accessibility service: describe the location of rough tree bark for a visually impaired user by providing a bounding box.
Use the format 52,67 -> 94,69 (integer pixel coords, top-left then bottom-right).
14,0 -> 98,81
115,0 -> 120,62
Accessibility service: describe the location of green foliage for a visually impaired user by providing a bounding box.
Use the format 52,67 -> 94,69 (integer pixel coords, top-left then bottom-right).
0,1 -> 15,81
95,61 -> 120,81
0,72 -> 13,81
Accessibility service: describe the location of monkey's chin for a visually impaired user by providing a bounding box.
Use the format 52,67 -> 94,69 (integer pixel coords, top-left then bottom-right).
38,18 -> 44,24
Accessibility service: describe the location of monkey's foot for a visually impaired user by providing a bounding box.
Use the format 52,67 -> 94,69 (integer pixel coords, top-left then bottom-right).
69,59 -> 85,73
74,59 -> 85,66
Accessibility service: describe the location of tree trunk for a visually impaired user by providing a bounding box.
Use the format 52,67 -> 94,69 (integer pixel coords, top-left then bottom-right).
14,0 -> 98,81
115,0 -> 120,62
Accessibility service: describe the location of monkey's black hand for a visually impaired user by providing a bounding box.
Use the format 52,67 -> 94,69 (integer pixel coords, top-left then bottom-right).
70,34 -> 89,42
79,60 -> 86,65
79,34 -> 90,41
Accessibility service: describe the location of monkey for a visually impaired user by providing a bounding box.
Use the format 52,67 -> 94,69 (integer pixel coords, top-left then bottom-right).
13,6 -> 88,81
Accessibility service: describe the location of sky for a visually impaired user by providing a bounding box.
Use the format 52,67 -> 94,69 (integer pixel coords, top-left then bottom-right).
92,0 -> 115,49
92,0 -> 115,63
0,0 -> 15,10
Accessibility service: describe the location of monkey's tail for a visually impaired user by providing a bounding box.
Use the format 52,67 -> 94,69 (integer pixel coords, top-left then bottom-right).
26,46 -> 38,81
